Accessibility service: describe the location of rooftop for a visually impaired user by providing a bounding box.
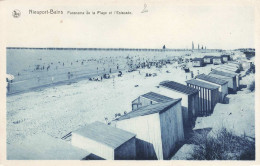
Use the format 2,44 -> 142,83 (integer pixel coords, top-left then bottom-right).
215,66 -> 239,73
203,56 -> 214,59
140,92 -> 174,103
74,121 -> 136,149
221,54 -> 230,57
212,56 -> 222,59
195,74 -> 228,85
193,58 -> 203,61
186,79 -> 219,90
117,99 -> 181,121
210,70 -> 237,78
160,80 -> 199,95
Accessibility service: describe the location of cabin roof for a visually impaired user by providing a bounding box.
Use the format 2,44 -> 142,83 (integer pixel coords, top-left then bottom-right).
193,58 -> 203,61
203,56 -> 214,59
186,79 -> 219,90
195,74 -> 228,85
160,80 -> 199,95
140,92 -> 173,103
212,56 -> 222,59
215,66 -> 239,73
210,70 -> 237,78
74,121 -> 136,149
221,54 -> 230,57
116,99 -> 181,121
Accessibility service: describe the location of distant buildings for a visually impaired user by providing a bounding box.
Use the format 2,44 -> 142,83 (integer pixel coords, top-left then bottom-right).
192,58 -> 204,67
212,56 -> 223,65
203,56 -> 213,64
221,55 -> 231,62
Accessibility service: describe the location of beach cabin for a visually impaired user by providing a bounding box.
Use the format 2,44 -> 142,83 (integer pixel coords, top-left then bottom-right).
132,92 -> 173,111
115,99 -> 184,160
212,68 -> 240,90
186,79 -> 219,116
71,121 -> 136,160
192,58 -> 204,67
203,56 -> 213,64
221,55 -> 231,62
159,81 -> 199,130
228,61 -> 243,70
209,70 -> 237,93
195,74 -> 228,103
214,65 -> 240,73
212,56 -> 223,65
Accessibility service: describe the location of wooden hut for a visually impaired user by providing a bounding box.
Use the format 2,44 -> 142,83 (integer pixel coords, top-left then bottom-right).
192,58 -> 204,67
115,99 -> 183,160
228,61 -> 243,70
212,68 -> 240,90
195,74 -> 228,103
71,121 -> 136,160
221,55 -> 231,62
216,65 -> 240,73
159,81 -> 199,131
132,92 -> 173,111
209,70 -> 238,93
212,56 -> 223,65
186,79 -> 219,115
203,56 -> 213,64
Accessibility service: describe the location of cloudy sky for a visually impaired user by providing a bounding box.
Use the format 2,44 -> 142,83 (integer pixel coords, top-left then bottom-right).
4,0 -> 255,49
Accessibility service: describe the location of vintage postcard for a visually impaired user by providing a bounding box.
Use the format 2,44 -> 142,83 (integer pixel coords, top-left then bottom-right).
0,0 -> 259,165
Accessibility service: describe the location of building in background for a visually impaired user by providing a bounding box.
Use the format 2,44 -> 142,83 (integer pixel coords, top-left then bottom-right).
212,56 -> 223,65
192,58 -> 204,67
203,56 -> 213,64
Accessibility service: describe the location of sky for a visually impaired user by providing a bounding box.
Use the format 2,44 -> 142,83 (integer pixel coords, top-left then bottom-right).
3,1 -> 256,49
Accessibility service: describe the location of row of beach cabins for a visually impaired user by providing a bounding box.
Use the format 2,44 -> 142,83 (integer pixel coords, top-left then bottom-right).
65,55 -> 250,160
192,54 -> 231,67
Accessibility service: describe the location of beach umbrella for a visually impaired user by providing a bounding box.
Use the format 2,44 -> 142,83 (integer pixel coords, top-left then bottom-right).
6,74 -> 14,81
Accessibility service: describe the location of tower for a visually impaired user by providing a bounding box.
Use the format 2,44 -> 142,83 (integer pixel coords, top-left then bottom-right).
192,41 -> 194,50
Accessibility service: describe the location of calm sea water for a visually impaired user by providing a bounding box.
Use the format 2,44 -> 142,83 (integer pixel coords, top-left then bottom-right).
6,48 -> 187,94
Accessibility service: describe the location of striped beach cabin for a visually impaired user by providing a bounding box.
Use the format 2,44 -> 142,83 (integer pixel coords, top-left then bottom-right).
115,99 -> 183,160
71,121 -> 136,160
195,74 -> 228,103
209,70 -> 238,93
158,81 -> 199,131
131,92 -> 173,111
186,79 -> 219,116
